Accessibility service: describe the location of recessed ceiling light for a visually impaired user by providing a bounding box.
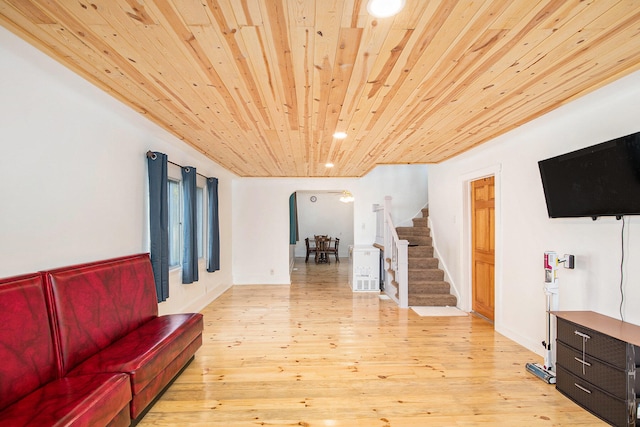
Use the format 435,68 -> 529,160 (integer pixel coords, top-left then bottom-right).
333,131 -> 347,139
367,0 -> 405,18
325,163 -> 334,168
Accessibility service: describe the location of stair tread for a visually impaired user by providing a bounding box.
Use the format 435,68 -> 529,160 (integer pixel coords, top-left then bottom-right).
397,228 -> 430,233
409,295 -> 457,307
408,279 -> 449,284
409,281 -> 450,291
410,294 -> 455,298
394,280 -> 450,285
409,271 -> 444,279
408,259 -> 439,264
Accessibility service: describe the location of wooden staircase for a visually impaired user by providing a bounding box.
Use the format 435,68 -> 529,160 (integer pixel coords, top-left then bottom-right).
392,208 -> 457,307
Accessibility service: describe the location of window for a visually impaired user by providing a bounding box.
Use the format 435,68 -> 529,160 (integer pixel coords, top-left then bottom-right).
167,177 -> 206,269
168,179 -> 182,268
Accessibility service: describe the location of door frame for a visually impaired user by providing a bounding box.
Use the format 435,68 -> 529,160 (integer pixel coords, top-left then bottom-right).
459,165 -> 503,327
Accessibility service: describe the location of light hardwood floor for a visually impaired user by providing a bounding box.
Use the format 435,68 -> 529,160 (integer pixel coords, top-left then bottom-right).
139,259 -> 604,426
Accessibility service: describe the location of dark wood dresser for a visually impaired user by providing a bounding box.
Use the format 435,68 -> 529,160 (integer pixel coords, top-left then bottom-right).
553,311 -> 640,426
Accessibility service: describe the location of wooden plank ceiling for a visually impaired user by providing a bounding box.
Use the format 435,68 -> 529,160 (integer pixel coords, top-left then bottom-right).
1,1 -> 640,177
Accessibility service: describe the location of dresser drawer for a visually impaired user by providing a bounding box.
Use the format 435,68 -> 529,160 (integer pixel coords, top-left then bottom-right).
556,365 -> 634,427
557,318 -> 628,368
557,341 -> 629,399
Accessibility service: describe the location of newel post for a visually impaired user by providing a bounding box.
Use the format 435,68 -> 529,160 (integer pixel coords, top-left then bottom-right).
383,196 -> 392,279
397,240 -> 409,308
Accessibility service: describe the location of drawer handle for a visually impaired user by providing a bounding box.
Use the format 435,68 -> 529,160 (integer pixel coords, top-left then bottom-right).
574,330 -> 591,340
574,383 -> 592,394
574,357 -> 591,367
574,330 -> 591,374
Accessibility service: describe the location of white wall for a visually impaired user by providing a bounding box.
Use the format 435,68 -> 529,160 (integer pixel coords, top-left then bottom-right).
360,164 -> 429,227
0,26 -> 430,312
428,70 -> 640,355
0,27 -> 235,315
295,191 -> 354,259
232,165 -> 428,285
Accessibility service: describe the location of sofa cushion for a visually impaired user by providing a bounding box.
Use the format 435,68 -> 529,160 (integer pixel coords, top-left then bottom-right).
44,254 -> 159,374
0,373 -> 131,427
0,273 -> 58,412
69,313 -> 203,394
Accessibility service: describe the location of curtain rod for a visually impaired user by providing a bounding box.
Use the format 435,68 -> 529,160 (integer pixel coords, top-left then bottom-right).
146,150 -> 211,180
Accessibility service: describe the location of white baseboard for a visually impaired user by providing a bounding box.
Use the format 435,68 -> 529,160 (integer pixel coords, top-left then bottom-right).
427,216 -> 462,309
184,282 -> 232,313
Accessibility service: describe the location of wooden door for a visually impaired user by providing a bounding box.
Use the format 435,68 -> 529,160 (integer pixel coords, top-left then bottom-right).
471,176 -> 495,321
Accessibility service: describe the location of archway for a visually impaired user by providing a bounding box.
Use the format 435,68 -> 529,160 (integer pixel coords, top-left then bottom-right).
291,190 -> 354,261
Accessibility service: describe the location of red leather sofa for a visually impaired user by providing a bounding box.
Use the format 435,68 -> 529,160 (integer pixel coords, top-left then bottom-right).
0,253 -> 204,426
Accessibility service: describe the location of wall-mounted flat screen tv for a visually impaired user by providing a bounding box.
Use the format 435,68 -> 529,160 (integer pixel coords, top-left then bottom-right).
538,131 -> 640,219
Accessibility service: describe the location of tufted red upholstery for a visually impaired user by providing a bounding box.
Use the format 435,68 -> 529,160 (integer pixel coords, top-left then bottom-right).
0,254 -> 202,425
0,373 -> 131,427
45,254 -> 159,375
69,314 -> 203,392
70,313 -> 203,418
44,253 -> 204,420
0,273 -> 131,427
0,273 -> 58,411
127,335 -> 203,418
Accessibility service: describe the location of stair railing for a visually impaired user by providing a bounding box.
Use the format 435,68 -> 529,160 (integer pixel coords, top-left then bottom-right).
376,196 -> 409,308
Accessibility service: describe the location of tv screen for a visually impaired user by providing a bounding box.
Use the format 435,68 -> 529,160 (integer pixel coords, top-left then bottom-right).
538,131 -> 640,219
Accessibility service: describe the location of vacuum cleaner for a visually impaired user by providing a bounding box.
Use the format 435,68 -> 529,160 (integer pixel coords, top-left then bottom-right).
526,251 -> 573,384
526,361 -> 556,384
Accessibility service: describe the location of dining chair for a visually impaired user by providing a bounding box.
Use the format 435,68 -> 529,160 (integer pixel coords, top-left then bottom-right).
314,236 -> 330,264
305,237 -> 317,263
325,237 -> 340,263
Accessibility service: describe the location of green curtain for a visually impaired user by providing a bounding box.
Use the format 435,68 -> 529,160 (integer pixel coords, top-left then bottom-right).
289,192 -> 299,245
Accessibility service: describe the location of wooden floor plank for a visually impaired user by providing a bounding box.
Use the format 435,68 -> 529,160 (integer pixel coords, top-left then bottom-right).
138,259 -> 604,426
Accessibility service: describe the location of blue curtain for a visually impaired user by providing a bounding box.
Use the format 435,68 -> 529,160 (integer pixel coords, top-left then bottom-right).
289,192 -> 298,245
181,166 -> 199,284
207,177 -> 220,272
147,151 -> 169,302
